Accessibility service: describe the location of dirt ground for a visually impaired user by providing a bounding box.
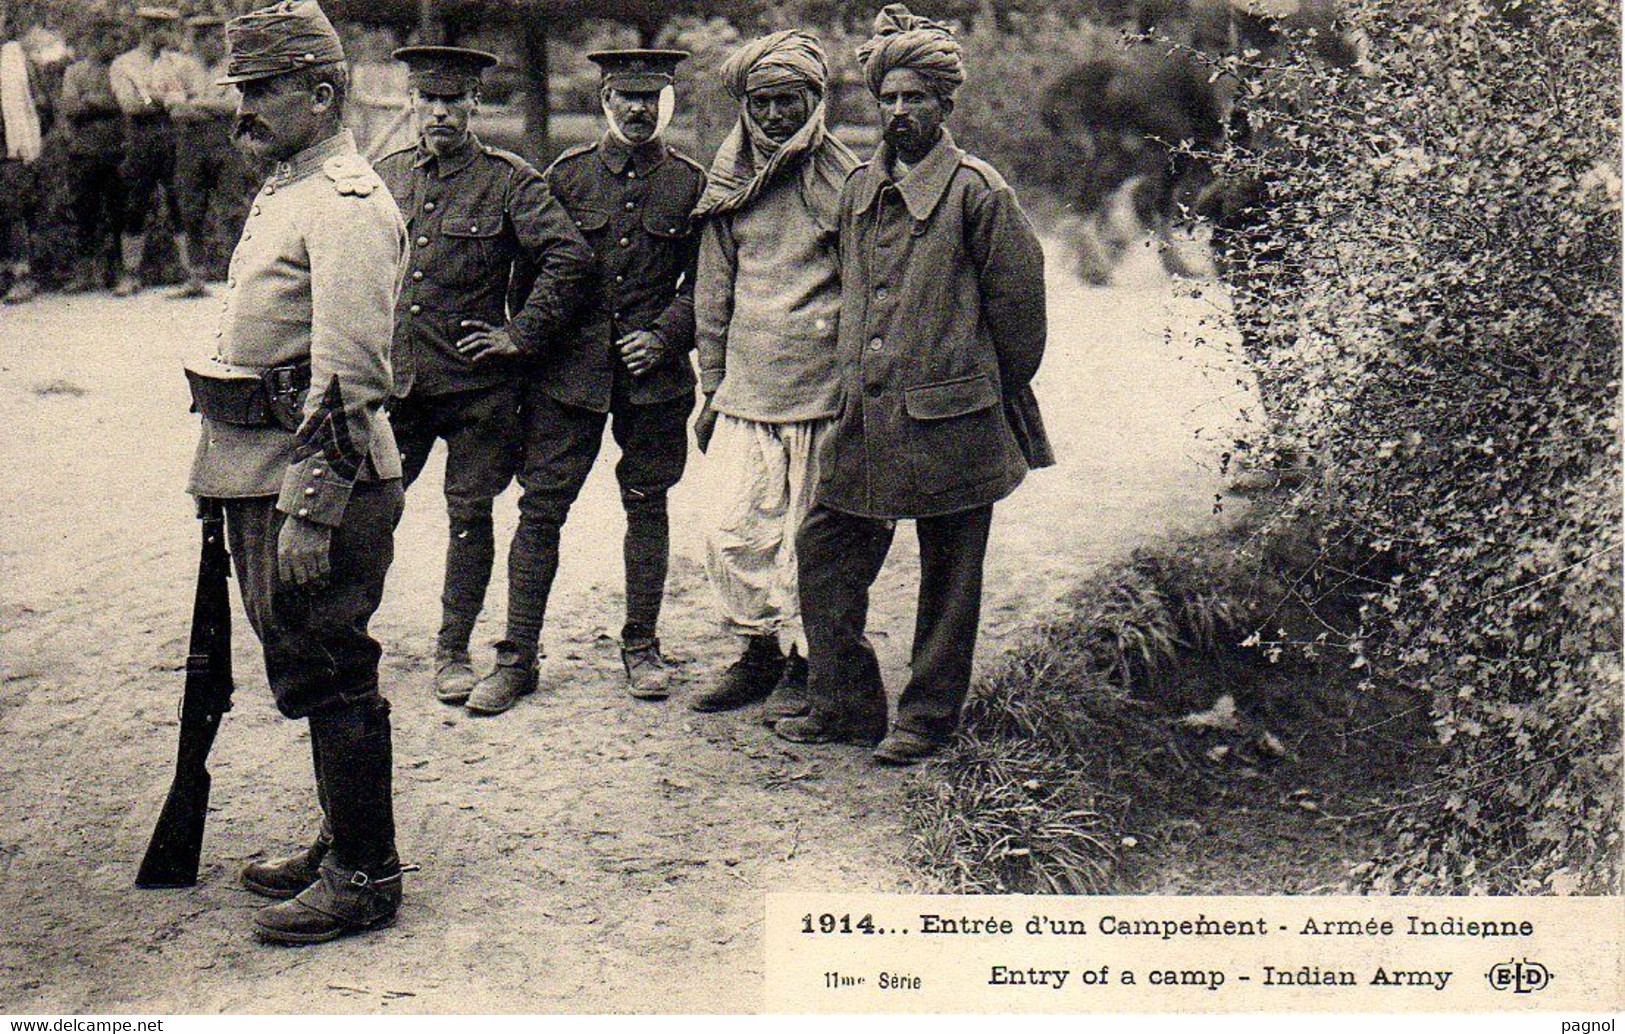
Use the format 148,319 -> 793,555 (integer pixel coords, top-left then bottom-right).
0,241 -> 1250,1013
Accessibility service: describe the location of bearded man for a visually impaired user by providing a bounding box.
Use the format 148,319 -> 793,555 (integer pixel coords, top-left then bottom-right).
688,31 -> 858,717
774,4 -> 1052,765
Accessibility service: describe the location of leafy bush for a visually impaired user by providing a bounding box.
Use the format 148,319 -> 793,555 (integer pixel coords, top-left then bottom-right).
1208,0 -> 1621,892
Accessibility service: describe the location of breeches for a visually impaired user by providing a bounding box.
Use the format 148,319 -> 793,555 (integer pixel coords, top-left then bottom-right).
223,480 -> 404,718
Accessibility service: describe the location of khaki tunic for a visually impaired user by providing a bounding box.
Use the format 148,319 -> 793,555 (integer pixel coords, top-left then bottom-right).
187,130 -> 407,527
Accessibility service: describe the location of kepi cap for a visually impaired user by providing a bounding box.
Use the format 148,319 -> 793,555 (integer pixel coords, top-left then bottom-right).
393,45 -> 499,93
217,0 -> 346,86
587,49 -> 689,92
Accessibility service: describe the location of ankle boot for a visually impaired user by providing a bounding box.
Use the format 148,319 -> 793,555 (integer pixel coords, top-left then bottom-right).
241,823 -> 332,899
252,854 -> 402,945
761,646 -> 810,725
691,635 -> 782,712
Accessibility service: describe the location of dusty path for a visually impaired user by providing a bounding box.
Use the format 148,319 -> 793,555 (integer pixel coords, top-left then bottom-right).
0,243 -> 1247,1013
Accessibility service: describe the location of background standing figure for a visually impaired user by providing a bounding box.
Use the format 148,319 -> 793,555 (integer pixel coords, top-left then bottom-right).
374,44 -> 592,713
0,7 -> 46,305
59,13 -> 130,294
775,3 -> 1050,766
688,30 -> 858,719
109,6 -> 202,297
184,0 -> 409,946
167,13 -> 254,297
472,48 -> 706,711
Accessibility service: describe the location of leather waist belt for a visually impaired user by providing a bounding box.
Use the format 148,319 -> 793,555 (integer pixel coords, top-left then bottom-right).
184,357 -> 310,432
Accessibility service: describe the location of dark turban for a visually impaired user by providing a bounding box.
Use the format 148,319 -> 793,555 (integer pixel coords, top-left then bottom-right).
720,29 -> 828,101
855,3 -> 965,100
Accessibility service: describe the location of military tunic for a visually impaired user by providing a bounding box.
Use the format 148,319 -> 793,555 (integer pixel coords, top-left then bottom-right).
185,130 -> 408,719
797,130 -> 1048,745
374,132 -> 592,654
538,134 -> 705,412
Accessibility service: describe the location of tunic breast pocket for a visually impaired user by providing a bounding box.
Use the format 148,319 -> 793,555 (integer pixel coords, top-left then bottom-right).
642,204 -> 690,241
439,207 -> 505,279
567,206 -> 611,241
902,373 -> 1006,495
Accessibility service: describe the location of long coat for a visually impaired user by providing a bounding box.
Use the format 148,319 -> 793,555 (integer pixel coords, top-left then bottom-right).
815,129 -> 1048,520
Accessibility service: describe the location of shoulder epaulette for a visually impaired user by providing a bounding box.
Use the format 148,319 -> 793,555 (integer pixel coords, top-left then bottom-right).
323,154 -> 379,198
481,143 -> 537,173
957,153 -> 1013,194
376,143 -> 416,165
666,146 -> 707,177
542,140 -> 601,176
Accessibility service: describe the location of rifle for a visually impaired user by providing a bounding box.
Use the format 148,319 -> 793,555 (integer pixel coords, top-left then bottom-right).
137,498 -> 235,888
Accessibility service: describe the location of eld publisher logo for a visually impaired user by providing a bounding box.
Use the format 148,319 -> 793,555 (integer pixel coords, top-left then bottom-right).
1486,958 -> 1551,994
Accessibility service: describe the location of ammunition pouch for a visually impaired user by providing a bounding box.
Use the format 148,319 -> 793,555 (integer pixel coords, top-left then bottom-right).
185,357 -> 310,432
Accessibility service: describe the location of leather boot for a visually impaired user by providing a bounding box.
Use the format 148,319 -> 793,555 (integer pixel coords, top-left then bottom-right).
434,646 -> 477,704
241,823 -> 331,899
168,233 -> 209,298
760,646 -> 810,726
242,722 -> 335,898
114,233 -> 144,296
621,637 -> 670,701
252,854 -> 402,945
254,701 -> 402,944
773,646 -> 887,746
692,635 -> 782,713
466,641 -> 538,715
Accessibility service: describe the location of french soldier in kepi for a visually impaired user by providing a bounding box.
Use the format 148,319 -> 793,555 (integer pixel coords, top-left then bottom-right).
374,45 -> 593,709
775,4 -> 1051,765
182,0 -> 411,944
471,48 -> 707,711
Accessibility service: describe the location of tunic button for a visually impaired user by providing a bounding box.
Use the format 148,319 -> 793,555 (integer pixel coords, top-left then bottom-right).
312,468 -> 324,477
627,170 -> 636,179
614,275 -> 624,284
613,311 -> 622,320
297,508 -> 309,517
469,224 -> 478,233
305,487 -> 316,497
869,336 -> 884,351
876,286 -> 889,300
618,237 -> 630,248
409,304 -> 422,315
252,205 -> 261,216
424,201 -> 436,212
416,235 -> 429,247
412,270 -> 424,281
624,201 -> 635,210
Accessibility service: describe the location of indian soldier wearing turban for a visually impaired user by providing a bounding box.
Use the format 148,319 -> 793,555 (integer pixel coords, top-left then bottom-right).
688,31 -> 859,717
775,4 -> 1052,764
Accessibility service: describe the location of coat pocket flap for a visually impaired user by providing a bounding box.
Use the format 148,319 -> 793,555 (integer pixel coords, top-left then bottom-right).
643,208 -> 691,238
569,207 -> 611,232
441,208 -> 504,238
903,374 -> 1000,420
